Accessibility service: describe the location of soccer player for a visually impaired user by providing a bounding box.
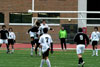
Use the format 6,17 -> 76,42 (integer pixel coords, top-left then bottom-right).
39,28 -> 53,67
38,20 -> 54,36
0,25 -> 9,53
74,28 -> 89,67
59,26 -> 67,50
28,21 -> 41,56
34,22 -> 42,56
8,28 -> 16,54
90,27 -> 100,56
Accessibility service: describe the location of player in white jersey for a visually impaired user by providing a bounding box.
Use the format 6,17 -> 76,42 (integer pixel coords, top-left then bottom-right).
8,28 -> 16,54
39,28 -> 53,67
90,27 -> 100,56
38,20 -> 54,36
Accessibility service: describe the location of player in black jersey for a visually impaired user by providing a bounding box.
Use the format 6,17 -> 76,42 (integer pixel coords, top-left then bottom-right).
0,25 -> 9,53
74,28 -> 89,67
28,21 -> 41,56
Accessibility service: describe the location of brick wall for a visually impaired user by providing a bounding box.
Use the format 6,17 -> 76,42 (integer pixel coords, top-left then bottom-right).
0,0 -> 78,43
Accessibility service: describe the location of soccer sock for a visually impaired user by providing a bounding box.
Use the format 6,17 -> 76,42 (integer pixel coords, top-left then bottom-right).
39,48 -> 41,55
31,47 -> 33,54
96,49 -> 98,55
80,58 -> 83,63
12,49 -> 14,53
40,59 -> 45,67
78,58 -> 83,64
93,50 -> 95,55
6,45 -> 9,52
46,59 -> 51,67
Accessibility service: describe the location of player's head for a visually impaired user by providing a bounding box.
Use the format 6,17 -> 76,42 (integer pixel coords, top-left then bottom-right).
43,28 -> 48,33
42,20 -> 46,25
36,21 -> 40,27
61,26 -> 64,30
2,25 -> 6,30
94,27 -> 98,31
78,28 -> 83,32
8,28 -> 13,32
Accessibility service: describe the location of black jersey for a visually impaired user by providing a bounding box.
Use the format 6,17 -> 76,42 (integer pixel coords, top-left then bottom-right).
74,32 -> 89,45
28,26 -> 39,33
0,30 -> 9,39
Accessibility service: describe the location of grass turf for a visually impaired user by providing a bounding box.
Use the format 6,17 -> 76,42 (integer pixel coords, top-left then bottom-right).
0,50 -> 100,67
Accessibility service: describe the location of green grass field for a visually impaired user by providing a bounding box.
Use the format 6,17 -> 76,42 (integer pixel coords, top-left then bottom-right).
0,50 -> 100,67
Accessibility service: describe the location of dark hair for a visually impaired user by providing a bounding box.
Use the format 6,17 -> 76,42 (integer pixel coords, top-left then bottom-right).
8,28 -> 13,31
43,28 -> 48,33
42,20 -> 46,23
94,27 -> 98,31
36,21 -> 40,26
78,28 -> 83,32
2,25 -> 6,28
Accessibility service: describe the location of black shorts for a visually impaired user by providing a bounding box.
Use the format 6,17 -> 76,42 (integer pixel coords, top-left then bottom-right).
34,39 -> 39,45
31,39 -> 39,46
8,39 -> 14,45
42,48 -> 49,59
92,41 -> 98,46
60,38 -> 66,43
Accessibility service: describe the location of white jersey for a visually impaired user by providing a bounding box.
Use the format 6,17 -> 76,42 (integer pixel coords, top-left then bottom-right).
39,34 -> 53,53
38,24 -> 50,35
8,32 -> 16,40
90,31 -> 100,41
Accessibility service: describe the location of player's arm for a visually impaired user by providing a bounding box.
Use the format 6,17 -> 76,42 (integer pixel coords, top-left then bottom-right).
39,36 -> 42,48
50,43 -> 53,54
74,34 -> 78,43
85,34 -> 90,47
28,28 -> 31,33
50,37 -> 53,54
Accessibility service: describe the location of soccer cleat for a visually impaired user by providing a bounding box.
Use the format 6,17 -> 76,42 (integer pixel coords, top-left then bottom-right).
96,54 -> 99,56
81,61 -> 85,67
78,64 -> 81,67
92,54 -> 95,56
30,53 -> 33,56
39,53 -> 41,56
6,51 -> 10,54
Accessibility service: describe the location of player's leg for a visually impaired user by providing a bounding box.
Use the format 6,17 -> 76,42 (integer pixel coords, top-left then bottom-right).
39,45 -> 42,56
63,38 -> 66,50
30,37 -> 35,56
77,45 -> 85,67
35,39 -> 39,56
11,39 -> 15,54
0,39 -> 3,48
60,38 -> 63,50
45,49 -> 51,67
45,57 -> 51,67
40,52 -> 45,67
5,39 -> 10,54
92,41 -> 95,56
95,45 -> 98,56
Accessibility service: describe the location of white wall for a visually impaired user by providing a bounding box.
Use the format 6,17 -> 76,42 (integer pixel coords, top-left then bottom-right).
78,0 -> 87,28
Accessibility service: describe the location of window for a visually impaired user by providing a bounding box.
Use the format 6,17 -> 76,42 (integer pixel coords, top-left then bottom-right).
87,0 -> 100,24
38,13 -> 60,24
0,13 -> 4,23
10,12 -> 32,23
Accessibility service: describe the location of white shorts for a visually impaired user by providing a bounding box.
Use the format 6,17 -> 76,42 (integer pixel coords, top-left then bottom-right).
29,31 -> 35,38
76,44 -> 85,54
0,39 -> 8,44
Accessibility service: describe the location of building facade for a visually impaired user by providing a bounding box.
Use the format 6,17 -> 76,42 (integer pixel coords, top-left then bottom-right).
0,0 -> 99,43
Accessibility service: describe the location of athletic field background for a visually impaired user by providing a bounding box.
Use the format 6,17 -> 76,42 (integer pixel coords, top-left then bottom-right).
0,44 -> 100,67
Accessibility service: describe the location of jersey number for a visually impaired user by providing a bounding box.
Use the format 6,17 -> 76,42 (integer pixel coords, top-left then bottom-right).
80,35 -> 83,40
45,37 -> 49,43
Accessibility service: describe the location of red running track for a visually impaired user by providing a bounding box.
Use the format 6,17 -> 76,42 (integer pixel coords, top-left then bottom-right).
1,43 -> 100,49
